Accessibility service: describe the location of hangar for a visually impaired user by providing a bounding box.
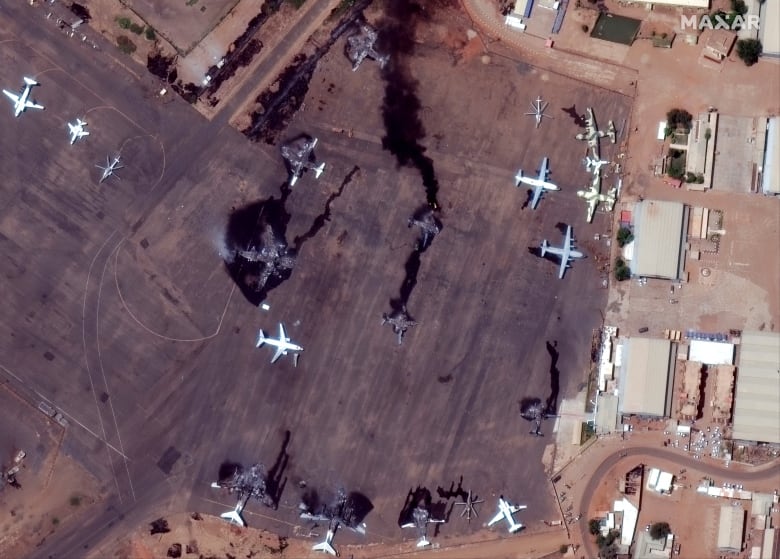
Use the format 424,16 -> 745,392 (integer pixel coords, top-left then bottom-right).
630,200 -> 688,280
618,338 -> 674,417
718,505 -> 745,552
731,331 -> 780,444
759,0 -> 780,58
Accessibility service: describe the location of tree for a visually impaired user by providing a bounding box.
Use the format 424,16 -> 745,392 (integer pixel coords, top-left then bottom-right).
736,39 -> 762,66
650,521 -> 671,540
616,227 -> 634,247
684,171 -> 697,183
116,35 -> 137,55
582,24 -> 589,33
589,518 -> 601,535
560,544 -> 570,554
615,258 -> 631,281
116,16 -> 131,29
704,128 -> 712,141
731,0 -> 748,15
666,108 -> 693,131
144,26 -> 156,41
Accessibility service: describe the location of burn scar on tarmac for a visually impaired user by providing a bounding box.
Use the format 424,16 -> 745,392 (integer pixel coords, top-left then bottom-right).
378,0 -> 445,345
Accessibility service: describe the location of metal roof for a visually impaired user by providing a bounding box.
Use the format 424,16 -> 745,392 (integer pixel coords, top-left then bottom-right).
619,338 -> 673,416
762,117 -> 779,195
760,0 -> 780,56
625,0 -> 709,6
631,200 -> 686,279
718,505 -> 745,551
732,331 -> 780,444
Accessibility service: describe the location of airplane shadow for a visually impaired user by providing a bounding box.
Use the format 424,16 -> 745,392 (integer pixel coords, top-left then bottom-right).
520,189 -> 532,210
545,340 -> 560,415
562,105 -> 586,127
265,430 -> 291,509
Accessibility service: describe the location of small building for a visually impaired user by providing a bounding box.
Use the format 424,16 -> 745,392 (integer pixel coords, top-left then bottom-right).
625,0 -> 709,7
688,340 -> 734,364
702,29 -> 737,62
762,117 -> 779,195
759,0 -> 780,58
731,331 -> 780,444
618,338 -> 674,417
630,200 -> 688,280
646,467 -> 674,494
717,505 -> 745,552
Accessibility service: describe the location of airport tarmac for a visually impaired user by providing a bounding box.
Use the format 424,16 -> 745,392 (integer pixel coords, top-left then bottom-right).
0,2 -> 631,556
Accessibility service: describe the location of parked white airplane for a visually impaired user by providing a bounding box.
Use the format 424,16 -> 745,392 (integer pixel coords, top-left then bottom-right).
487,496 -> 526,533
3,77 -> 44,117
208,486 -> 247,527
312,526 -> 338,556
67,118 -> 89,144
540,225 -> 585,279
515,156 -> 559,210
96,155 -> 123,183
256,323 -> 303,366
525,95 -> 551,129
583,154 -> 609,174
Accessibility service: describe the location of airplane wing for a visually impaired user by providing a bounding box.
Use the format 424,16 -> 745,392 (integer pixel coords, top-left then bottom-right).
487,511 -> 504,526
270,346 -> 284,363
3,90 -> 20,103
537,157 -> 549,181
278,323 -> 286,341
586,197 -> 597,222
530,185 -> 542,209
558,226 -> 571,279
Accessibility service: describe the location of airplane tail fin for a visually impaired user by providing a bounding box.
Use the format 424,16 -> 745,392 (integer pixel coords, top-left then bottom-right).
23,77 -> 38,85
540,239 -> 548,258
220,509 -> 245,527
256,330 -> 266,348
313,163 -> 325,179
508,522 -> 524,533
312,541 -> 337,556
416,537 -> 431,548
312,530 -> 337,556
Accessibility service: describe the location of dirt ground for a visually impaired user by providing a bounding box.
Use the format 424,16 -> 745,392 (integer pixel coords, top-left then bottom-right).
0,387 -> 103,558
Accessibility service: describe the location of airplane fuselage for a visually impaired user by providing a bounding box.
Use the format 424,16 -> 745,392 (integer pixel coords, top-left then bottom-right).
261,338 -> 303,354
517,176 -> 559,191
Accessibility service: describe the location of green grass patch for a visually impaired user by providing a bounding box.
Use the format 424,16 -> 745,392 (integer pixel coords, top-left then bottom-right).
287,0 -> 307,8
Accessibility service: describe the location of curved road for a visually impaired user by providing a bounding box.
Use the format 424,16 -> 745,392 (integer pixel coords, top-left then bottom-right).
576,447 -> 780,558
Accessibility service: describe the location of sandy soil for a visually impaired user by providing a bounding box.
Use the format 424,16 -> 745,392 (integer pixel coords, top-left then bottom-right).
0,418 -> 103,558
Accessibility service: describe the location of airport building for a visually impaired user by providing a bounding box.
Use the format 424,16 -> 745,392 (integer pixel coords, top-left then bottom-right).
617,338 -> 674,417
629,200 -> 688,281
759,0 -> 780,58
718,505 -> 746,553
731,331 -> 780,445
762,117 -> 779,195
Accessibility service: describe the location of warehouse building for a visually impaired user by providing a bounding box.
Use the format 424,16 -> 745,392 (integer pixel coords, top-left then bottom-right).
731,331 -> 780,444
630,200 -> 688,280
718,505 -> 745,553
618,338 -> 674,417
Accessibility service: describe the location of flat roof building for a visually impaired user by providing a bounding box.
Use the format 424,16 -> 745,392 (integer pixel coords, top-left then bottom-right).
759,0 -> 780,58
762,117 -> 779,195
731,331 -> 780,444
630,200 -> 687,280
626,0 -> 709,7
718,505 -> 745,552
618,338 -> 674,417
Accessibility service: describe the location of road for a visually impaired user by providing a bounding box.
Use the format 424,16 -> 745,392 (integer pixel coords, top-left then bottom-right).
575,446 -> 780,558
